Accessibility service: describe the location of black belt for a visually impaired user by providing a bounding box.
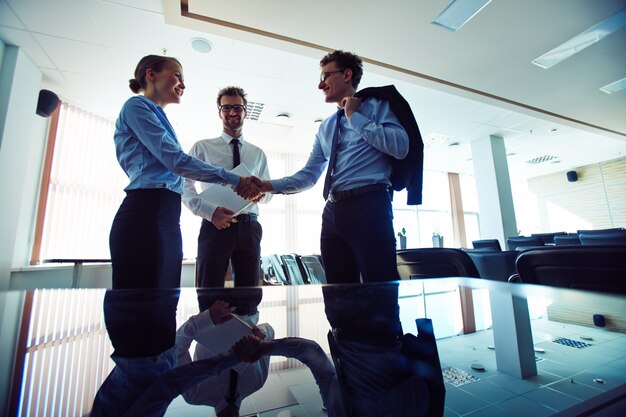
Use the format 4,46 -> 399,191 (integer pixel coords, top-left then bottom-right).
235,213 -> 257,223
328,184 -> 388,203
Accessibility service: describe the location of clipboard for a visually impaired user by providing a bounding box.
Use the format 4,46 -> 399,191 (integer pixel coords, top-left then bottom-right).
199,163 -> 254,215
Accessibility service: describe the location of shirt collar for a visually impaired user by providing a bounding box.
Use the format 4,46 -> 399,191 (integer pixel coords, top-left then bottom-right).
220,131 -> 245,145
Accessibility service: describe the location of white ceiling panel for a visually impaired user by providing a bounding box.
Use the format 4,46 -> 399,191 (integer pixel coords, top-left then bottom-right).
33,34 -> 113,77
8,0 -> 103,45
0,0 -> 24,28
0,26 -> 54,67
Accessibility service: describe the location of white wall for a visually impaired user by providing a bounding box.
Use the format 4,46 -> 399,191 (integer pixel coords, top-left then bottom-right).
0,44 -> 47,289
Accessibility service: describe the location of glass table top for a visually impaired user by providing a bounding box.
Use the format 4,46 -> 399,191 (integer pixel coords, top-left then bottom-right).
1,278 -> 625,417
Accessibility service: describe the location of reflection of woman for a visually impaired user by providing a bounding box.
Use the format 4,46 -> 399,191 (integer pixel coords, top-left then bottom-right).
110,55 -> 243,289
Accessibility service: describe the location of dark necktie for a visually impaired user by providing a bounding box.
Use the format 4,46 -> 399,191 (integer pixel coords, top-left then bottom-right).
230,138 -> 240,169
322,108 -> 344,200
225,369 -> 238,405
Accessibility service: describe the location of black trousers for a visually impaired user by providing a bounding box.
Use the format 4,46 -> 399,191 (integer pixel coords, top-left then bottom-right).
320,189 -> 399,283
196,218 -> 262,287
109,189 -> 183,289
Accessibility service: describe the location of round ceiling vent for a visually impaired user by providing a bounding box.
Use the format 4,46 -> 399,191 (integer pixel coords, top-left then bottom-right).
190,37 -> 213,54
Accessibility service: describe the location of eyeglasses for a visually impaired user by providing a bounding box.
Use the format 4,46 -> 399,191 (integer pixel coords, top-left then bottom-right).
219,105 -> 247,113
320,69 -> 345,82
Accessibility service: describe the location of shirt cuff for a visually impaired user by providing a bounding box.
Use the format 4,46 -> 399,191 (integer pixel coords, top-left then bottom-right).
267,179 -> 285,194
347,111 -> 367,130
225,171 -> 241,187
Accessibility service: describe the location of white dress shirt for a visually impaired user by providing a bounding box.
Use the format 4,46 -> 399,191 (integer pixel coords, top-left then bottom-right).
182,133 -> 271,221
175,309 -> 273,414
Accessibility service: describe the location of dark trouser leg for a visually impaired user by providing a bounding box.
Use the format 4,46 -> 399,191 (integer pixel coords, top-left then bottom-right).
196,220 -> 235,287
321,190 -> 399,284
231,221 -> 262,287
321,202 -> 361,283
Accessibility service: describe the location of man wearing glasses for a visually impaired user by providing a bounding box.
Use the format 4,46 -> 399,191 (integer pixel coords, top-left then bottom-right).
240,50 -> 411,283
183,86 -> 271,287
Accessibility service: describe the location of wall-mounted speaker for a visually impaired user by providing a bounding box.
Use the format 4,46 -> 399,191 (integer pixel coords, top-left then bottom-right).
566,171 -> 578,182
36,89 -> 60,117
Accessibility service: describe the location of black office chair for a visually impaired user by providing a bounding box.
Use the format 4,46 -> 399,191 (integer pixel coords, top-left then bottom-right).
466,250 -> 519,281
554,234 -> 581,246
531,232 -> 567,245
299,255 -> 327,284
577,227 -> 625,235
506,236 -> 545,251
515,246 -> 626,294
265,255 -> 290,285
260,256 -> 282,285
280,254 -> 308,285
396,248 -> 479,279
579,231 -> 626,246
471,239 -> 502,251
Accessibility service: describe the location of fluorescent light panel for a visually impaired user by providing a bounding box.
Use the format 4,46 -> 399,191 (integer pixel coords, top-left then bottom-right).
600,77 -> 626,94
432,0 -> 493,32
532,8 -> 626,69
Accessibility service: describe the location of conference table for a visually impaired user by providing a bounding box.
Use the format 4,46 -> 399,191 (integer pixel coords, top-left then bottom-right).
1,277 -> 624,416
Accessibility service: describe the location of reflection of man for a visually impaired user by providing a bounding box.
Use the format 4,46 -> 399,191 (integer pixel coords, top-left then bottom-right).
175,299 -> 273,417
235,283 -> 444,417
183,86 -> 271,287
240,50 -> 409,283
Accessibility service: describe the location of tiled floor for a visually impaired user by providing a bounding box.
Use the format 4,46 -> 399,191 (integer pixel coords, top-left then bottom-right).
163,317 -> 626,416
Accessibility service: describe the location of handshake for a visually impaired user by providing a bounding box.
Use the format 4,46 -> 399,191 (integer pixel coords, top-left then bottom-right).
236,176 -> 273,203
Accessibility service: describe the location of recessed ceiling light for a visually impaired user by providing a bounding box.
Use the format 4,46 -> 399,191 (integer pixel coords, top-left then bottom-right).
190,37 -> 213,54
314,118 -> 323,123
532,9 -> 626,69
432,0 -> 493,32
600,77 -> 626,94
276,112 -> 291,119
448,141 -> 460,147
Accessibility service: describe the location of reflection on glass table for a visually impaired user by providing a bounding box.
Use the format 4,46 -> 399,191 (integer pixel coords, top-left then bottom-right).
2,278 -> 625,416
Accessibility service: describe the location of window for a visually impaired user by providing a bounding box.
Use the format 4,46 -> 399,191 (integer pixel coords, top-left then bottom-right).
37,103 -> 126,261
36,103 -> 479,261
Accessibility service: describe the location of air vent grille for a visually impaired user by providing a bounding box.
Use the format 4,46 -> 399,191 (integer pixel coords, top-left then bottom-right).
245,101 -> 264,121
525,155 -> 559,164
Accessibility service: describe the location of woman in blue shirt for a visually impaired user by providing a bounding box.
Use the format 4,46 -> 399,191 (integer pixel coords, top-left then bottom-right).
110,55 -> 245,289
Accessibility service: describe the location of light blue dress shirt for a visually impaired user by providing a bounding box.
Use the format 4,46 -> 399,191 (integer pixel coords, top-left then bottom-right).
114,96 -> 240,194
269,97 -> 409,195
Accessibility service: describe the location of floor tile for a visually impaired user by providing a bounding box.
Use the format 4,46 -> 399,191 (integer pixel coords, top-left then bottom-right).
548,378 -> 604,400
259,404 -> 307,417
458,379 -> 517,404
536,358 -> 580,378
277,367 -> 315,386
569,370 -> 624,392
526,370 -> 563,386
465,405 -> 516,416
250,387 -> 298,413
443,407 -> 461,417
298,399 -> 327,417
288,382 -> 324,405
444,387 -> 491,415
483,373 -> 541,395
523,386 -> 581,411
496,395 -> 554,417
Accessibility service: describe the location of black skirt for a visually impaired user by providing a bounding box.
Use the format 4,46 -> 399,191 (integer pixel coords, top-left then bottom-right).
109,189 -> 182,289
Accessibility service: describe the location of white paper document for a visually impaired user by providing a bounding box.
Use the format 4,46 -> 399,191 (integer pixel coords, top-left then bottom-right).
195,313 -> 253,372
199,164 -> 253,216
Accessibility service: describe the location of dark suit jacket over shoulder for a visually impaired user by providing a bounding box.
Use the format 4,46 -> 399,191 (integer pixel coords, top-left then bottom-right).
355,85 -> 424,205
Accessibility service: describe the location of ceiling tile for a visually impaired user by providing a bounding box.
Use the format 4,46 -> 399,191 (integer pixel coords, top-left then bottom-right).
8,0 -> 103,44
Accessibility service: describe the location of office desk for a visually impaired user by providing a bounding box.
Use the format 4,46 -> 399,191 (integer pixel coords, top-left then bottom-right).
1,278 -> 625,416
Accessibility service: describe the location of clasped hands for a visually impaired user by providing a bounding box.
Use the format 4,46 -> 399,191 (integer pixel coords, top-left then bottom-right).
236,176 -> 272,202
